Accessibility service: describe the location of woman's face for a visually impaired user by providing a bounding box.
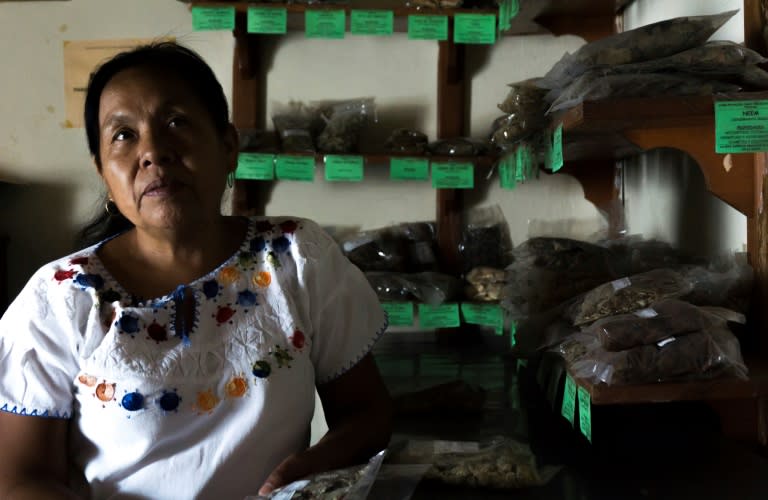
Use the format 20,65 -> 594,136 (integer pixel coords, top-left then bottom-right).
97,65 -> 237,233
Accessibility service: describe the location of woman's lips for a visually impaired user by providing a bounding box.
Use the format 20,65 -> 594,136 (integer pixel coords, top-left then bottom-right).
142,178 -> 181,197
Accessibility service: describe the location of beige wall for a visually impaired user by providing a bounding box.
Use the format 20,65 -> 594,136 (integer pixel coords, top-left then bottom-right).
0,0 -> 748,300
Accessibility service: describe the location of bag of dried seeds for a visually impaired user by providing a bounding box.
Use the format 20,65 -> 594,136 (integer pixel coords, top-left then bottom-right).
272,101 -> 321,153
315,98 -> 376,154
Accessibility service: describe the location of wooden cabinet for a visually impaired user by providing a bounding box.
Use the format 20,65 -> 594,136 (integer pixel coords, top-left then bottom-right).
188,0 -> 768,446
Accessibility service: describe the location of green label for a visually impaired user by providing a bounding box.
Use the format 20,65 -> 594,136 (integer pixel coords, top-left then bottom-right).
275,155 -> 315,182
350,10 -> 394,36
247,7 -> 287,34
408,15 -> 448,41
516,143 -> 534,181
236,153 -> 275,180
551,123 -> 563,172
454,14 -> 496,44
714,100 -> 768,153
516,358 -> 528,370
305,10 -> 346,39
325,155 -> 364,182
431,162 -> 474,189
390,157 -> 429,181
418,303 -> 460,329
510,320 -> 517,347
577,386 -> 592,442
461,303 -> 503,335
192,6 -> 235,31
381,302 -> 414,326
561,374 -> 577,427
499,154 -> 516,190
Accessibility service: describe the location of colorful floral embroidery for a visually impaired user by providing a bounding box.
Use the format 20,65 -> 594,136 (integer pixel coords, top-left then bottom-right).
238,251 -> 254,268
218,266 -> 240,286
121,391 -> 145,412
157,390 -> 181,412
279,220 -> 298,234
147,321 -> 169,343
252,360 -> 271,379
250,236 -> 266,253
225,376 -> 248,398
271,346 -> 294,369
267,251 -> 281,269
253,271 -> 271,288
78,374 -> 97,387
214,305 -> 236,325
271,236 -> 291,254
290,330 -> 306,350
237,290 -> 258,307
75,273 -> 104,290
193,390 -> 220,414
117,313 -> 141,335
202,279 -> 220,299
256,220 -> 274,233
95,382 -> 116,403
53,269 -> 77,282
70,256 -> 89,266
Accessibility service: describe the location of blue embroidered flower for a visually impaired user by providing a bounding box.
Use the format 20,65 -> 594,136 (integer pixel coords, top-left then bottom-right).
252,360 -> 271,378
250,236 -> 266,253
237,290 -> 258,307
117,313 -> 140,334
121,391 -> 144,411
75,273 -> 104,290
202,279 -> 220,299
157,390 -> 181,412
271,236 -> 291,254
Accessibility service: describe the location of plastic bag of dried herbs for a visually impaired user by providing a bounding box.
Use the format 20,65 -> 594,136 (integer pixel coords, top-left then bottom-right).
246,450 -> 386,500
565,323 -> 748,386
272,101 -> 321,153
387,437 -> 561,490
584,299 -> 717,352
678,253 -> 754,313
538,10 -> 738,90
314,98 -> 376,154
566,268 -> 693,326
547,72 -> 741,114
365,271 -> 462,305
458,205 -> 513,274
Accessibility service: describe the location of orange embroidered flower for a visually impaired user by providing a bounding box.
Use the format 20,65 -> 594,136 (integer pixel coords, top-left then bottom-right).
95,382 -> 116,402
253,271 -> 271,288
225,376 -> 248,398
194,390 -> 220,413
218,266 -> 240,286
78,374 -> 97,387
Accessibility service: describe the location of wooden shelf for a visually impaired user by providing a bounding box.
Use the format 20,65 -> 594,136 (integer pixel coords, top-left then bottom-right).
237,150 -> 498,167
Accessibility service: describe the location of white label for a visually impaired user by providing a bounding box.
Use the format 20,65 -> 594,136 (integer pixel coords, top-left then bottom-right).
634,308 -> 658,319
611,277 -> 632,291
656,337 -> 676,348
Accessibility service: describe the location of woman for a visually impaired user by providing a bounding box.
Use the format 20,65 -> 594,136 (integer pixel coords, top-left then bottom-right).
0,42 -> 392,499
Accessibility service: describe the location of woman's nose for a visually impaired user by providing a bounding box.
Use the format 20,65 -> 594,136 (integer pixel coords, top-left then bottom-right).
140,129 -> 175,168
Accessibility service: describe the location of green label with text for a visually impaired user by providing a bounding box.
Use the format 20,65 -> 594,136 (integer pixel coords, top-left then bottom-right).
499,154 -> 516,190
247,7 -> 287,34
561,374 -> 577,427
305,10 -> 346,39
461,303 -> 503,334
390,157 -> 429,181
551,123 -> 563,172
325,155 -> 364,182
276,155 -> 315,181
408,15 -> 448,40
431,162 -> 474,189
577,386 -> 592,442
236,153 -> 275,180
715,100 -> 768,153
418,303 -> 460,328
382,302 -> 414,326
192,6 -> 235,31
454,14 -> 496,44
350,10 -> 394,36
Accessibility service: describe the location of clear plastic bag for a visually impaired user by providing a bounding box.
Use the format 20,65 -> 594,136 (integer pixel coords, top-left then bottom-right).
387,438 -> 561,490
566,268 -> 692,326
464,266 -> 506,302
315,98 -> 376,154
246,450 -> 386,500
366,271 -> 462,305
385,128 -> 429,155
566,325 -> 749,386
428,138 -> 488,157
459,205 -> 513,274
584,299 -> 717,352
678,253 -> 754,313
538,10 -> 738,90
547,72 -> 741,114
272,101 -> 321,153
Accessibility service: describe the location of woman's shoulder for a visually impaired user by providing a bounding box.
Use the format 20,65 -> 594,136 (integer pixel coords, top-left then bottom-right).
25,245 -> 102,297
245,215 -> 336,257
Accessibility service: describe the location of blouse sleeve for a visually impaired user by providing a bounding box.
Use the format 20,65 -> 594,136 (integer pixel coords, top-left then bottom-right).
0,268 -> 82,418
296,221 -> 388,385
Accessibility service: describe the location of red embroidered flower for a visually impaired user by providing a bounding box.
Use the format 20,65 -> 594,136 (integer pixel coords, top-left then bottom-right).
54,269 -> 77,282
256,220 -> 274,233
291,330 -> 305,349
215,306 -> 235,325
279,220 -> 298,234
70,256 -> 89,266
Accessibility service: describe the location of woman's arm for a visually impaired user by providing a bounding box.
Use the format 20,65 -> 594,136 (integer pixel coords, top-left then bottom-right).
0,413 -> 80,499
259,353 -> 392,494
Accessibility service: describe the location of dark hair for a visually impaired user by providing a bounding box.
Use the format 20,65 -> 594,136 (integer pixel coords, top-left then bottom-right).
76,42 -> 231,248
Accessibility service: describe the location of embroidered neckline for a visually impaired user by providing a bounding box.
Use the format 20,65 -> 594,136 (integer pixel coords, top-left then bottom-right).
88,217 -> 256,307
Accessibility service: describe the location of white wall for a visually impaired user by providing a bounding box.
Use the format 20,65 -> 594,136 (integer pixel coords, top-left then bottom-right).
0,0 -> 750,300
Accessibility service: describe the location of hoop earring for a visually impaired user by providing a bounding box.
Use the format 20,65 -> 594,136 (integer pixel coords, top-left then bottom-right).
227,171 -> 235,188
105,199 -> 120,217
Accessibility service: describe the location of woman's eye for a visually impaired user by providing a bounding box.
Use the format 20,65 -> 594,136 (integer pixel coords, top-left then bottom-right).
112,129 -> 133,142
168,116 -> 187,128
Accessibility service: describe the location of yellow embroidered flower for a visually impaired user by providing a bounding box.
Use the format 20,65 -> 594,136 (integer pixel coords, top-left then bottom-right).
194,390 -> 220,413
218,266 -> 240,286
253,271 -> 272,288
225,376 -> 248,398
